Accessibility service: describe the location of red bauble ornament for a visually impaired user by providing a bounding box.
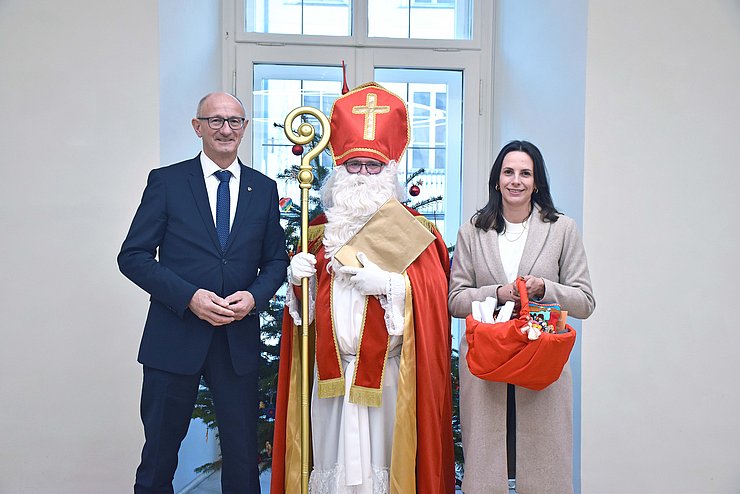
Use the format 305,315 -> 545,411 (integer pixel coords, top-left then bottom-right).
291,144 -> 303,156
409,184 -> 421,197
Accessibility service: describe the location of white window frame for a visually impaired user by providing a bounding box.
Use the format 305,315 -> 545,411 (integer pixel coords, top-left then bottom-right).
235,0 -> 482,49
223,0 -> 494,230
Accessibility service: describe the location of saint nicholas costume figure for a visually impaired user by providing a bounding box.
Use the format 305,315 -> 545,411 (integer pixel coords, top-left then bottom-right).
271,82 -> 455,494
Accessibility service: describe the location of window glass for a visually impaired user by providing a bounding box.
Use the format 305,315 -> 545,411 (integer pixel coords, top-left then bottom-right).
251,64 -> 461,246
245,0 -> 352,36
367,0 -> 472,40
375,70 -> 462,244
252,64 -> 342,202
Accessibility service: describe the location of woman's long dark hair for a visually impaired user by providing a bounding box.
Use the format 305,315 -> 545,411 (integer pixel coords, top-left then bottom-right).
473,140 -> 560,232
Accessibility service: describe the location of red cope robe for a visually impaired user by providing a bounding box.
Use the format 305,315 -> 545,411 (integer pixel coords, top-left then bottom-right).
271,210 -> 455,494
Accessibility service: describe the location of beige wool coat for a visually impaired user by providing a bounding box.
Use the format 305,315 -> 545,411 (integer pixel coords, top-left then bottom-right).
449,206 -> 595,494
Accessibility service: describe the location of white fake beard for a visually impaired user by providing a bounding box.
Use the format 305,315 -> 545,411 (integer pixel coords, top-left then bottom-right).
321,162 -> 406,273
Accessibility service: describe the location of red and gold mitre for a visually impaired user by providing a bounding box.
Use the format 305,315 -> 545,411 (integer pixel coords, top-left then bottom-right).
328,82 -> 410,166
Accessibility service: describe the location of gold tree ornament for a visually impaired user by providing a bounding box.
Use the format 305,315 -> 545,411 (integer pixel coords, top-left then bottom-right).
282,107 -> 331,494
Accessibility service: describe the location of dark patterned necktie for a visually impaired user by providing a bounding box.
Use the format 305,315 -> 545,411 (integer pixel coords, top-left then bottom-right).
214,170 -> 231,251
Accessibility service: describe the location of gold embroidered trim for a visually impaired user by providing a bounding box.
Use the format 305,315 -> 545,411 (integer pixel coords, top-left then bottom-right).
375,302 -> 393,405
352,92 -> 391,140
319,273 -> 345,392
349,385 -> 384,408
348,293 -> 391,408
285,324 -> 304,492
306,225 -> 325,255
414,215 -> 438,234
307,224 -> 324,242
348,294 -> 375,403
390,273 -> 417,494
333,146 -> 392,164
317,376 -> 346,399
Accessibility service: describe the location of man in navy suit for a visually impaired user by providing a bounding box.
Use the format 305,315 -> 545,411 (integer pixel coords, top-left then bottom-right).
118,92 -> 288,493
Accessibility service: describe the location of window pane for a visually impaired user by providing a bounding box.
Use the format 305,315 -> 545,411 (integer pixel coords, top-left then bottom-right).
412,148 -> 428,166
252,65 -> 342,204
245,0 -> 352,36
368,0 -> 472,40
375,69 -> 463,249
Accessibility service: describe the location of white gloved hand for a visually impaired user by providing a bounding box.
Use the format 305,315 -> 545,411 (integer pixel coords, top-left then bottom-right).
337,252 -> 390,296
289,252 -> 317,285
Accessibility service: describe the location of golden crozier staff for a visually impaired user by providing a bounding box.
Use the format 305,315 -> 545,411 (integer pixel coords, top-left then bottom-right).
283,107 -> 331,494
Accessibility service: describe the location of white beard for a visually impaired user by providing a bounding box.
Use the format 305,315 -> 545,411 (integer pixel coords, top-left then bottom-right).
321,162 -> 406,273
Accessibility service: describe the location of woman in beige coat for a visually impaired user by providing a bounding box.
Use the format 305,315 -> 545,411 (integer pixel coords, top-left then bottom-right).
449,140 -> 595,494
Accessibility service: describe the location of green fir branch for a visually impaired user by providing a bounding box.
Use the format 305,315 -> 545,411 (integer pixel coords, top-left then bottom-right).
404,167 -> 425,185
408,195 -> 443,211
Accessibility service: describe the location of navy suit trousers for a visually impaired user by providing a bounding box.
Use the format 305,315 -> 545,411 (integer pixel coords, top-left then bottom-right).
134,330 -> 260,494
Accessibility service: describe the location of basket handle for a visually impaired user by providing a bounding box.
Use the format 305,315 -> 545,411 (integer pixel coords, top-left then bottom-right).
515,276 -> 530,319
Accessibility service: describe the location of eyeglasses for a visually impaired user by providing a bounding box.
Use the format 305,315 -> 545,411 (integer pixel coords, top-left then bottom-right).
344,160 -> 385,174
197,116 -> 247,130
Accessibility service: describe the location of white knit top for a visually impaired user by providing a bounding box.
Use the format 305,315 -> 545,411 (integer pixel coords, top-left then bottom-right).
498,216 -> 529,283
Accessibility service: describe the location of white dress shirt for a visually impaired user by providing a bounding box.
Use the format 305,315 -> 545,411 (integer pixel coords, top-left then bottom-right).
200,152 -> 240,229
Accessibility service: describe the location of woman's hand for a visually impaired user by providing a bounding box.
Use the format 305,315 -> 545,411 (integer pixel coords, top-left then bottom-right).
522,275 -> 545,300
497,282 -> 518,304
497,282 -> 521,312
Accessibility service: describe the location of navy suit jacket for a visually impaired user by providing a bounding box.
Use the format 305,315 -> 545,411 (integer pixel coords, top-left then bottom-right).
118,155 -> 289,376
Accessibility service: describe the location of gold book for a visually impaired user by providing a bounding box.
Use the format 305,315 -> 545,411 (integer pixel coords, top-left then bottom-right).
334,198 -> 436,274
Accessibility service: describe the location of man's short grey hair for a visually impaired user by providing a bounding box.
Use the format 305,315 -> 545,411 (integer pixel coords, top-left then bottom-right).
196,92 -> 246,117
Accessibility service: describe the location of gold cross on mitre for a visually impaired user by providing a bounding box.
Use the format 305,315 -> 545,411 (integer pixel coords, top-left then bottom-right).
352,93 -> 390,140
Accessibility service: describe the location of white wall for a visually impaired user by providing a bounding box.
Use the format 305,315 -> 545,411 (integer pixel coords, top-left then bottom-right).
492,0 -> 588,222
159,0 -> 223,165
0,1 -> 159,492
0,1 -> 224,492
582,1 -> 740,492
